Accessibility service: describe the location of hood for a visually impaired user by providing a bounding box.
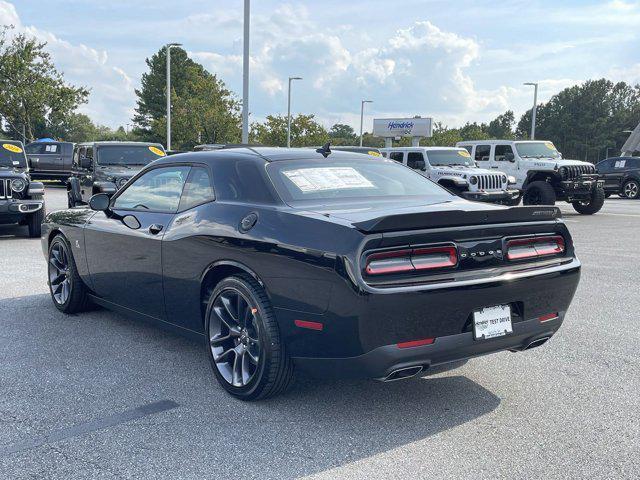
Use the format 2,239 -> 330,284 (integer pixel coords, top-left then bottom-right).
0,166 -> 29,178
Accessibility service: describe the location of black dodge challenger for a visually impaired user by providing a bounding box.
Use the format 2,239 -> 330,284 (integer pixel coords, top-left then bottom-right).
42,147 -> 581,400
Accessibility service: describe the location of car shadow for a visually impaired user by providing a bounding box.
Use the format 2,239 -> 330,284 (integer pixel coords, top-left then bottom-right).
0,294 -> 501,479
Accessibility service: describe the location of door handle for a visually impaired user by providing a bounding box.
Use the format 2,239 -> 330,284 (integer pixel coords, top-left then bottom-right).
149,224 -> 164,235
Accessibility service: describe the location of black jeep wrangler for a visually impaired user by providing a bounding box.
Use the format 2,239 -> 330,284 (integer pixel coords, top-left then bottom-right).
0,140 -> 46,237
67,141 -> 166,207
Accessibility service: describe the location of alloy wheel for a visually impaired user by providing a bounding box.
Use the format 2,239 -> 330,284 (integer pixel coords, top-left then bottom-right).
624,181 -> 639,199
208,288 -> 261,387
49,242 -> 71,305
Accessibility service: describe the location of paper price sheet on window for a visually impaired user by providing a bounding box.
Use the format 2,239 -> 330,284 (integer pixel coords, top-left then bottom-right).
283,167 -> 374,193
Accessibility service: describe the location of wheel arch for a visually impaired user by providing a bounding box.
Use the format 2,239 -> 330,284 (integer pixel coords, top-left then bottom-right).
200,260 -> 268,327
523,171 -> 557,188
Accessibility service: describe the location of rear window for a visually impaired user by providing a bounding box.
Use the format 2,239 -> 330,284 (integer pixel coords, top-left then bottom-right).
97,145 -> 166,166
267,158 -> 451,205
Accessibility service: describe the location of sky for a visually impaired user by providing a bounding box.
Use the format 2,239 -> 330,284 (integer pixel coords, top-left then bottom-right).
1,0 -> 639,132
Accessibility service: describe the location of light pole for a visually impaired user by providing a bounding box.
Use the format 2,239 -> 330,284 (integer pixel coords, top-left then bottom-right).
166,43 -> 182,151
241,0 -> 250,144
360,100 -> 373,147
287,77 -> 302,148
523,82 -> 538,140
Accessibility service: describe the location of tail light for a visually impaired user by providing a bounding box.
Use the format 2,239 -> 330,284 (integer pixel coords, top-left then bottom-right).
506,235 -> 565,261
365,245 -> 457,275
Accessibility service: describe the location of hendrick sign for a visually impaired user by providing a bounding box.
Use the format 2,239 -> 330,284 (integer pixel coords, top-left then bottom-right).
373,117 -> 433,138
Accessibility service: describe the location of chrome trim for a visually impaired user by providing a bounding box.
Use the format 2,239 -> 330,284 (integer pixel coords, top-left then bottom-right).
358,257 -> 581,294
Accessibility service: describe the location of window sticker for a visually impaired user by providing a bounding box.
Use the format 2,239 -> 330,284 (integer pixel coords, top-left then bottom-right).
458,150 -> 471,157
283,167 -> 374,192
148,146 -> 166,156
3,143 -> 23,153
367,151 -> 382,157
615,160 -> 626,168
544,142 -> 556,150
45,144 -> 57,152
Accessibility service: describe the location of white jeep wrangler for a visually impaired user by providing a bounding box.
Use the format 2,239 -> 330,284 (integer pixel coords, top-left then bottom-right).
380,146 -> 520,205
456,140 -> 605,214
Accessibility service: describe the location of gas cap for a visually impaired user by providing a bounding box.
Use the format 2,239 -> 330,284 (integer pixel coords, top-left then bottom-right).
239,212 -> 258,233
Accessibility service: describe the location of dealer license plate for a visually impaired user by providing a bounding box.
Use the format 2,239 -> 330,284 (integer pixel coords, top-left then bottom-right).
473,305 -> 513,340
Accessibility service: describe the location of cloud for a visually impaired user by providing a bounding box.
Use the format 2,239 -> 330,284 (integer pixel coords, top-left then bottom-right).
0,0 -> 135,129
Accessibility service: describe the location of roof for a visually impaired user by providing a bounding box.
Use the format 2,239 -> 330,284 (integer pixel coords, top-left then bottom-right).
622,122 -> 640,154
456,139 -> 550,145
152,146 -> 384,165
78,141 -> 164,147
380,146 -> 464,151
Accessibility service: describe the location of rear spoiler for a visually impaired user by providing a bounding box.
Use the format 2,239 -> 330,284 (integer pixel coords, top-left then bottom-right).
353,206 -> 562,233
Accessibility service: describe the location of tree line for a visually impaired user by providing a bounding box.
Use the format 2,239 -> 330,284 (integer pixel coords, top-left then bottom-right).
1,27 -> 638,162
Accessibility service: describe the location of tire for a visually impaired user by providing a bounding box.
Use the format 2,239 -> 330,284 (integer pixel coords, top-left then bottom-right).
204,274 -> 294,401
621,179 -> 640,199
505,195 -> 521,207
522,181 -> 556,206
572,186 -> 606,215
27,194 -> 45,238
48,234 -> 91,314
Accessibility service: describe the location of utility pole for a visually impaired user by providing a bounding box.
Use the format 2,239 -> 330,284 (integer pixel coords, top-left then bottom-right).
524,82 -> 538,140
241,0 -> 250,144
166,43 -> 182,151
360,100 -> 373,147
287,76 -> 302,148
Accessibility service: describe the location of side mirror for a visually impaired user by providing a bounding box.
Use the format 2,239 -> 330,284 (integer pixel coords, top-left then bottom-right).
89,193 -> 111,212
505,153 -> 515,162
80,156 -> 92,169
409,159 -> 426,171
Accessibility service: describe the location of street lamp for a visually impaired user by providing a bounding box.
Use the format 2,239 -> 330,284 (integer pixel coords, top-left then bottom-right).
166,42 -> 182,151
241,0 -> 250,144
523,82 -> 538,140
360,100 -> 373,147
287,77 -> 303,148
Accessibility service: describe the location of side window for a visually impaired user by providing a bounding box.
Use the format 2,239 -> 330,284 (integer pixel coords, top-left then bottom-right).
25,144 -> 44,154
494,144 -> 514,161
629,158 -> 640,169
389,152 -> 404,163
461,146 -> 472,154
614,159 -> 627,169
113,166 -> 190,212
179,167 -> 214,211
85,146 -> 94,161
475,145 -> 491,162
597,160 -> 612,172
44,144 -> 59,153
407,152 -> 425,170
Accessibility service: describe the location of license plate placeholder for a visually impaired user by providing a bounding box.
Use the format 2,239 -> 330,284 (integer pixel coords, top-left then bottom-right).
473,304 -> 513,340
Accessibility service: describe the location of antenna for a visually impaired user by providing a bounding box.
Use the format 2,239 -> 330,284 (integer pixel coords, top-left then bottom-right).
316,142 -> 331,158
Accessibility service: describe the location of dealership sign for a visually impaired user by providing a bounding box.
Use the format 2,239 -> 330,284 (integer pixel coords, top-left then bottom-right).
373,117 -> 433,138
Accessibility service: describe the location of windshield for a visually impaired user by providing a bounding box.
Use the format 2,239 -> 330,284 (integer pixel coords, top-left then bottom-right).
267,158 -> 452,205
0,142 -> 28,168
515,141 -> 561,159
97,145 -> 166,166
426,149 -> 475,167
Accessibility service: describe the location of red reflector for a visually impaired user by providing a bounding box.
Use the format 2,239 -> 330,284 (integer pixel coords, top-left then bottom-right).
397,338 -> 435,349
506,235 -> 565,261
294,319 -> 324,331
539,313 -> 559,323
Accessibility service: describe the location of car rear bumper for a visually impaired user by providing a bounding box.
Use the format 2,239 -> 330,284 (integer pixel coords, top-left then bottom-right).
293,315 -> 563,380
460,189 -> 520,202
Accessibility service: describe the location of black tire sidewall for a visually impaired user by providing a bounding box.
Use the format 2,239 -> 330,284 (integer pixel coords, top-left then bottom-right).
523,181 -> 556,206
27,195 -> 45,238
572,187 -> 605,214
204,276 -> 281,400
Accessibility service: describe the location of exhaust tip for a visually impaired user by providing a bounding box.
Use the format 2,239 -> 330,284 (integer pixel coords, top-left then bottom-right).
383,365 -> 423,382
525,336 -> 551,350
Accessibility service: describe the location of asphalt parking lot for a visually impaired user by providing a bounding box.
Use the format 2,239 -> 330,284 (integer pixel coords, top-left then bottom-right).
1,185 -> 639,479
